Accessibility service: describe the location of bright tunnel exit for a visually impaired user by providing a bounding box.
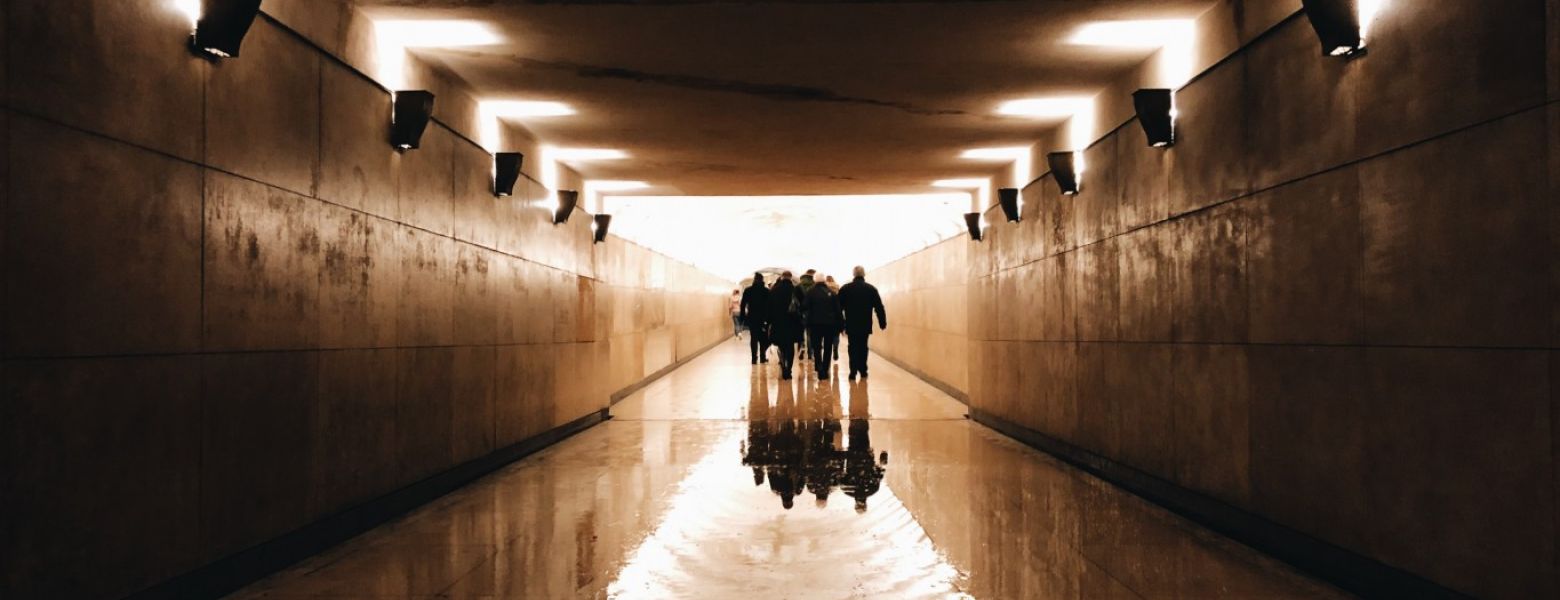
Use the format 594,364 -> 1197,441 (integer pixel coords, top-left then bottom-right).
604,195 -> 974,283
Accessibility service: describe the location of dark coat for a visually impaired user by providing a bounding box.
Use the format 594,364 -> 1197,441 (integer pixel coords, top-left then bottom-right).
838,278 -> 886,336
802,283 -> 842,328
740,282 -> 770,325
767,280 -> 803,344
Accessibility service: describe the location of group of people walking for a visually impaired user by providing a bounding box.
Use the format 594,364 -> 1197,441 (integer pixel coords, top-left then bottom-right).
731,266 -> 887,381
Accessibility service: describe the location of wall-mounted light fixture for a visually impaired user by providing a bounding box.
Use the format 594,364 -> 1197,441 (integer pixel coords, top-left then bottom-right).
1132,89 -> 1177,148
493,152 -> 523,197
997,188 -> 1022,222
390,91 -> 435,151
554,190 -> 580,224
1047,152 -> 1081,195
1302,0 -> 1367,57
593,214 -> 613,243
964,212 -> 983,242
189,0 -> 261,59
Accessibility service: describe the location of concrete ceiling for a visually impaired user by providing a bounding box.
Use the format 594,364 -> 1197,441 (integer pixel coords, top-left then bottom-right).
357,0 -> 1214,196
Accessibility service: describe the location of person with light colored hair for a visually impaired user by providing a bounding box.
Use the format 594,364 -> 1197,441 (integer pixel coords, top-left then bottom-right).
801,271 -> 843,380
836,266 -> 887,380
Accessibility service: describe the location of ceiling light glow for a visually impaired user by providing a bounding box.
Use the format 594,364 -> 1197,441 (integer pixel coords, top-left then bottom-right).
1070,19 -> 1199,89
481,100 -> 576,119
962,147 -> 1034,187
960,147 -> 1031,160
587,180 -> 650,191
931,179 -> 988,189
1069,19 -> 1196,49
551,148 -> 629,161
478,100 -> 575,151
1359,0 -> 1387,44
996,97 -> 1093,118
585,180 -> 651,213
998,96 -> 1097,151
373,19 -> 501,90
174,0 -> 200,27
374,20 -> 502,48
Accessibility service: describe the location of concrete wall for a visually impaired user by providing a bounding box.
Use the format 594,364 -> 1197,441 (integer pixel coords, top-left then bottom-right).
0,2 -> 731,598
876,1 -> 1560,597
872,237 -> 970,395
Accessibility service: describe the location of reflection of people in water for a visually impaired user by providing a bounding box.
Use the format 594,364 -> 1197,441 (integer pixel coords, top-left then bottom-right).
802,379 -> 843,507
768,374 -> 802,509
742,368 -> 771,486
841,416 -> 887,513
741,374 -> 885,511
841,379 -> 887,512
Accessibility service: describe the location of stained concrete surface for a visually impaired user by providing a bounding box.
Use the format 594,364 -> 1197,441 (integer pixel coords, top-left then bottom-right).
6,0 -> 205,161
871,4 -> 1560,597
205,18 -> 321,198
225,340 -> 1344,600
5,115 -> 203,356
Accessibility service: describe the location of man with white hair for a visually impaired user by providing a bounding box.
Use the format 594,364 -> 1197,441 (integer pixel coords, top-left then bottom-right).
836,265 -> 887,380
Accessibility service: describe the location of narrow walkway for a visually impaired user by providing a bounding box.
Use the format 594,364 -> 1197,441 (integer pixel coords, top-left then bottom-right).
228,340 -> 1345,599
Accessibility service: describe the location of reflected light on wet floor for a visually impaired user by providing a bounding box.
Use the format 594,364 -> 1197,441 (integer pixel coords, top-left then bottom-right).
226,341 -> 1346,600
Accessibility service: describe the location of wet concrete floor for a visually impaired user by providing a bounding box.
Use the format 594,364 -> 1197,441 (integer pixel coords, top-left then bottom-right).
228,340 -> 1346,599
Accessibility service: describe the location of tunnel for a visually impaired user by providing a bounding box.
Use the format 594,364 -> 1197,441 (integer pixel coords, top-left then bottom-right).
1,1 -> 1557,598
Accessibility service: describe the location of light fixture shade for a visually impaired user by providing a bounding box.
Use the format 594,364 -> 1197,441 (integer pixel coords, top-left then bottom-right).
997,188 -> 1021,223
493,152 -> 523,197
1301,0 -> 1364,57
191,0 -> 262,58
1047,152 -> 1081,195
554,190 -> 579,224
1132,89 -> 1177,148
964,212 -> 983,242
390,91 -> 436,151
593,214 -> 613,243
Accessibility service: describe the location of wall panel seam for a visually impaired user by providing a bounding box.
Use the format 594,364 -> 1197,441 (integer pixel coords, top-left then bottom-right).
980,96 -> 1560,279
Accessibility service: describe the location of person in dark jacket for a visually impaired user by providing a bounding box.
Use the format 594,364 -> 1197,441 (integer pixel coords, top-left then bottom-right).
837,265 -> 887,380
740,273 -> 771,364
802,280 -> 843,379
795,270 -> 816,360
824,275 -> 841,361
766,272 -> 803,379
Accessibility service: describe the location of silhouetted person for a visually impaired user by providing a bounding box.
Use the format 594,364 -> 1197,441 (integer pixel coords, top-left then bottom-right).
802,279 -> 843,380
796,269 -> 817,360
837,265 -> 887,380
824,275 -> 841,361
741,273 -> 771,364
767,272 -> 803,380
